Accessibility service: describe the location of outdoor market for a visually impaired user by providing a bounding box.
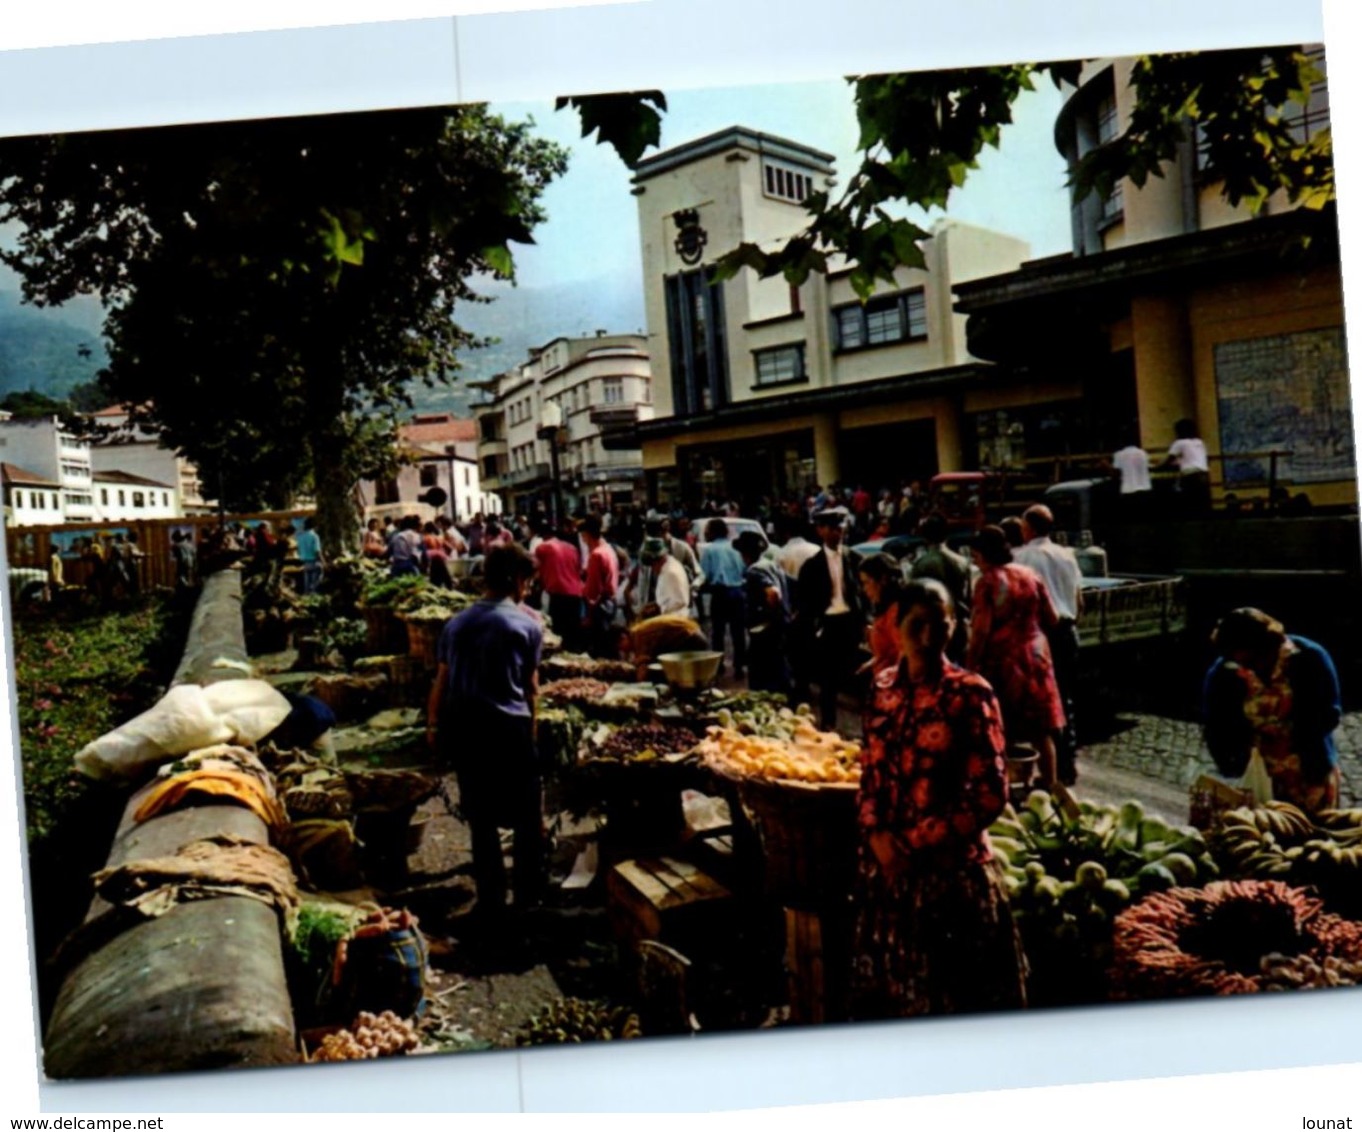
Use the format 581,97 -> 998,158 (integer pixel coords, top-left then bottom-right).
15,497 -> 1362,1078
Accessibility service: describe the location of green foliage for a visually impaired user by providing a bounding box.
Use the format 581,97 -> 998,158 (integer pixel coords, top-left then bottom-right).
555,91 -> 667,167
12,599 -> 172,844
1069,49 -> 1333,214
360,572 -> 429,609
0,106 -> 569,553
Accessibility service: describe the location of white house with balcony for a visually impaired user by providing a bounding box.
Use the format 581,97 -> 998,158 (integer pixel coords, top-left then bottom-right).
0,416 -> 97,526
473,332 -> 653,516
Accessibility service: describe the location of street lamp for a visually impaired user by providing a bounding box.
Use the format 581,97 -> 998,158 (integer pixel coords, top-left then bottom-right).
537,401 -> 565,528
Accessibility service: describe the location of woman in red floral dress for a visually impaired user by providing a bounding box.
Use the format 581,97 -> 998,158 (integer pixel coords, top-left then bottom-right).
850,578 -> 1028,1019
966,524 -> 1066,786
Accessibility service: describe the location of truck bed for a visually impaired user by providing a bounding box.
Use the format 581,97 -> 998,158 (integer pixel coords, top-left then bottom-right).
1077,574 -> 1187,649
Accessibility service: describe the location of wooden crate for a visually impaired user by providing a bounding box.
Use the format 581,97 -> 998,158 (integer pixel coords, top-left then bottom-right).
783,906 -> 852,1026
607,856 -> 734,954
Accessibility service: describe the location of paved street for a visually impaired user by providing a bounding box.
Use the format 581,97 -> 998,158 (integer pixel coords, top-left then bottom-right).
1078,711 -> 1362,811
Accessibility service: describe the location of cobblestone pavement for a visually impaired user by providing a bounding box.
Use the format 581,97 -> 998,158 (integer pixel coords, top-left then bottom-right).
1079,711 -> 1362,807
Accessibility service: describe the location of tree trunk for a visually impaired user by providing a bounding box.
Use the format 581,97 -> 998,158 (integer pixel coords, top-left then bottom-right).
310,423 -> 360,560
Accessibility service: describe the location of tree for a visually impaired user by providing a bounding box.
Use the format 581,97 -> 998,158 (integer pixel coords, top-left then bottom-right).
562,48 -> 1332,298
0,106 -> 567,553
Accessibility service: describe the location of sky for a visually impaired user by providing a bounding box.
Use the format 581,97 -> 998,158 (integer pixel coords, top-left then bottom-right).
488,74 -> 1075,298
0,71 -> 1079,367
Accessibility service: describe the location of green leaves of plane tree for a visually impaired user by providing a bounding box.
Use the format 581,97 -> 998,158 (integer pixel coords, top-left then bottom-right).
555,91 -> 667,167
0,105 -> 568,553
1069,48 -> 1332,215
565,51 -> 1331,296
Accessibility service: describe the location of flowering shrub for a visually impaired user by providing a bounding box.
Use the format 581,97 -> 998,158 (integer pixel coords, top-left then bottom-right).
12,600 -> 173,844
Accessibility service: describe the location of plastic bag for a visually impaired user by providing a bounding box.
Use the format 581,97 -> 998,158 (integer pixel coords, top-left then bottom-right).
75,684 -> 233,782
201,679 -> 292,744
1240,748 -> 1275,806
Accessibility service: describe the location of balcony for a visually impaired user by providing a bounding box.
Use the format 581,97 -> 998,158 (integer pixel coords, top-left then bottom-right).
479,438 -> 508,458
503,462 -> 552,487
588,402 -> 643,427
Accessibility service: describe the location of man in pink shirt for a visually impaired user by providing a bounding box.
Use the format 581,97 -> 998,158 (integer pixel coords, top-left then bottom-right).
533,517 -> 586,653
580,514 -> 620,658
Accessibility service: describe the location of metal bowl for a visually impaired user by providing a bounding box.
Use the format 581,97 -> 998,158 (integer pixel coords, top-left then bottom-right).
657,650 -> 724,690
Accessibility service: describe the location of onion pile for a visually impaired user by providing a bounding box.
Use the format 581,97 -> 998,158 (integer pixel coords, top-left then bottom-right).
311,1011 -> 420,1061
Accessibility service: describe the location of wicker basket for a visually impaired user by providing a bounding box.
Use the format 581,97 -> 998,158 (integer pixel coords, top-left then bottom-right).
711,763 -> 860,910
361,605 -> 409,655
402,617 -> 444,669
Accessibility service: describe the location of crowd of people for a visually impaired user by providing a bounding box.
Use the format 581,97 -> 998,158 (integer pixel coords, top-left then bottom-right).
420,487 -> 1344,1022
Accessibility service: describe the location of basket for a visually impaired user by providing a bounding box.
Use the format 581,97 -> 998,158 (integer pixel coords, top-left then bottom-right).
403,617 -> 444,669
361,606 -> 409,655
710,762 -> 860,910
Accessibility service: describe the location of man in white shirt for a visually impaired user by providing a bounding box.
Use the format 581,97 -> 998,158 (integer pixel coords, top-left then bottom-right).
1165,417 -> 1211,516
1014,504 -> 1083,785
1112,444 -> 1152,495
636,537 -> 691,618
774,519 -> 821,581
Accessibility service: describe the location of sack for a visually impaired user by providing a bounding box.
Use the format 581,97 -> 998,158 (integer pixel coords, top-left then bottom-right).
75,684 -> 233,782
1240,748 -> 1275,806
201,679 -> 292,744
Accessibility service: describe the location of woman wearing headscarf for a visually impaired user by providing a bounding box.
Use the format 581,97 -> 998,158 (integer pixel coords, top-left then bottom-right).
1203,607 -> 1343,814
851,578 -> 1027,1019
965,525 -> 1066,786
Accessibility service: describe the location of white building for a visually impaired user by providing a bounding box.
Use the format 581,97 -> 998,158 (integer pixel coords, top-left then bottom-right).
0,416 -> 96,525
93,469 -> 179,522
1,462 -> 64,528
89,405 -> 206,514
356,413 -> 500,523
627,127 -> 1031,507
474,332 -> 653,516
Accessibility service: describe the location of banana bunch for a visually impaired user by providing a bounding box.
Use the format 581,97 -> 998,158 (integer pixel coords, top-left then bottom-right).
1211,803 -> 1316,878
515,998 -> 643,1046
1211,804 -> 1362,919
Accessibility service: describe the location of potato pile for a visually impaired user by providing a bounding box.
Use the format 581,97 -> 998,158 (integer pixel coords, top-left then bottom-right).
311,1011 -> 419,1061
696,720 -> 861,785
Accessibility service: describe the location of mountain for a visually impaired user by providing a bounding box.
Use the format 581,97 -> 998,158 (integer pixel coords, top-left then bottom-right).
0,290 -> 108,400
0,272 -> 647,420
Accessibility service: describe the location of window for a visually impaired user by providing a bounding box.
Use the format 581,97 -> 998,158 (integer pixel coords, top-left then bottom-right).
61,461 -> 90,479
603,378 -> 624,404
1096,93 -> 1124,221
118,490 -> 126,506
14,490 -> 23,508
163,492 -> 169,506
753,344 -> 807,388
664,270 -> 729,416
419,464 -> 438,487
50,493 -> 58,509
464,468 -> 470,487
483,457 -> 497,479
833,290 -> 928,351
763,161 -> 813,204
375,478 -> 399,505
100,488 -> 108,505
132,491 -> 145,508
